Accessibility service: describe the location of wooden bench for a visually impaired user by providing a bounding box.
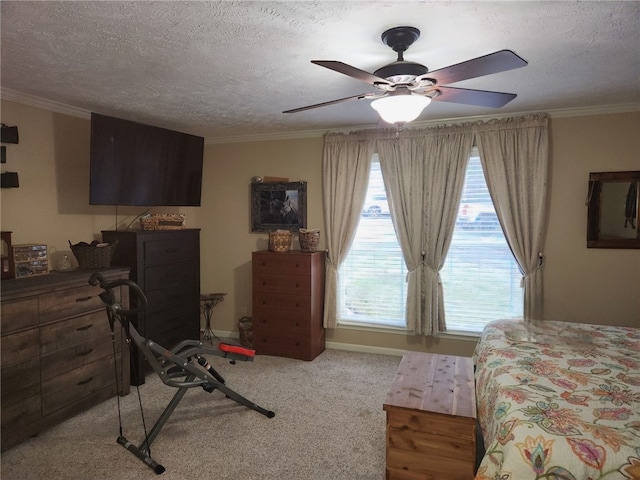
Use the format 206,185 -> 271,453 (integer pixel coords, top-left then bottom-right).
383,352 -> 477,480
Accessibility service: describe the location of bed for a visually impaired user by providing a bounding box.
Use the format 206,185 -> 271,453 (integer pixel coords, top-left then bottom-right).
473,319 -> 640,480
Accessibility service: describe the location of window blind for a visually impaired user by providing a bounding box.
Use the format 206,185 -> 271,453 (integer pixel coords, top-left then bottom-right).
441,154 -> 523,333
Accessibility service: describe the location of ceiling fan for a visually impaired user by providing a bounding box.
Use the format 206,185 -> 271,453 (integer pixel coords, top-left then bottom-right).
283,26 -> 528,124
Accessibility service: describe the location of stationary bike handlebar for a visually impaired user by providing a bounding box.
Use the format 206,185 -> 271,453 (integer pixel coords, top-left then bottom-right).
89,272 -> 148,316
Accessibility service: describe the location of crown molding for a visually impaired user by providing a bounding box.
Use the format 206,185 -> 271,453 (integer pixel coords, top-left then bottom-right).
2,87 -> 638,145
208,103 -> 640,144
1,88 -> 91,120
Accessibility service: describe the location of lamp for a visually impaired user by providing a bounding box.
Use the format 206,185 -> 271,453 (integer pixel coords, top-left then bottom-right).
370,89 -> 431,124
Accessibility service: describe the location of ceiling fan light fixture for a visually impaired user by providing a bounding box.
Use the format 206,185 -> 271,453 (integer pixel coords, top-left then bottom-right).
370,92 -> 431,124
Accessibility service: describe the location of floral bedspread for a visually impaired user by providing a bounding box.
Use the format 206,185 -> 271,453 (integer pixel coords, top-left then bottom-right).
473,319 -> 640,480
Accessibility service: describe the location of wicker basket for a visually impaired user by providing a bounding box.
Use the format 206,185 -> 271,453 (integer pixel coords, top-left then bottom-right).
140,213 -> 185,230
69,241 -> 118,269
298,228 -> 320,252
238,316 -> 253,348
268,230 -> 292,253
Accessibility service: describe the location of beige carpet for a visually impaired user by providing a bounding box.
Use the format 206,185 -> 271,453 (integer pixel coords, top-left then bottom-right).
1,349 -> 401,480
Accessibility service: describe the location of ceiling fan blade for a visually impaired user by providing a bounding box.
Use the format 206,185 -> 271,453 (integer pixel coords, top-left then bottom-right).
283,92 -> 381,113
420,50 -> 527,86
311,60 -> 393,87
431,86 -> 517,108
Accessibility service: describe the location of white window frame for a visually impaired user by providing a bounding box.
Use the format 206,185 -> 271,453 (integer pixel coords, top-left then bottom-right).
337,150 -> 523,335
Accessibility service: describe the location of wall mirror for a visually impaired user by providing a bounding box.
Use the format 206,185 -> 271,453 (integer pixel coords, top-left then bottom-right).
587,171 -> 640,248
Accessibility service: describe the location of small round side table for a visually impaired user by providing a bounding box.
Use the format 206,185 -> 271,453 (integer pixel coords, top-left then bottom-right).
200,293 -> 227,344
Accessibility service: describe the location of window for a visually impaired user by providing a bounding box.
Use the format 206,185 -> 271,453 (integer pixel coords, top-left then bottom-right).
338,151 -> 523,334
338,156 -> 408,328
441,153 -> 523,333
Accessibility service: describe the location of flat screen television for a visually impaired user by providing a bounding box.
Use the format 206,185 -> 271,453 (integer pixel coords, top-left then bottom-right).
89,113 -> 204,206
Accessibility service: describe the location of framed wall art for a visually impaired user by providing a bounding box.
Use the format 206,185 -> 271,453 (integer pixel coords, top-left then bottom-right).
587,170 -> 640,248
251,181 -> 307,232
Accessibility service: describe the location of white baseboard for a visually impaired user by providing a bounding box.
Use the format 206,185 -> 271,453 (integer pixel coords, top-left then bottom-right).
325,341 -> 405,357
208,329 -> 405,357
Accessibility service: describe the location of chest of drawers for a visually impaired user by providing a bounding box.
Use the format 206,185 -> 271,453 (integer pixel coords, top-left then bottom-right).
102,229 -> 200,384
0,268 -> 130,451
252,250 -> 325,361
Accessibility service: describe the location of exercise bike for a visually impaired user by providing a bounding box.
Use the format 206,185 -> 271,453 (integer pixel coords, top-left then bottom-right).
89,272 -> 274,474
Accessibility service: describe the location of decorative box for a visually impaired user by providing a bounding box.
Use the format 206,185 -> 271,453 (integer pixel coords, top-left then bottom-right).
13,244 -> 48,278
140,213 -> 186,230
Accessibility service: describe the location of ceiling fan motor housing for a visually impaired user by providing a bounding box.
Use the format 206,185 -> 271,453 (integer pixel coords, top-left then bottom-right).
376,26 -> 430,83
374,61 -> 429,83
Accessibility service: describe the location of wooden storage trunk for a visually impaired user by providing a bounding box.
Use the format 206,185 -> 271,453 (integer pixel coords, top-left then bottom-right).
383,352 -> 477,480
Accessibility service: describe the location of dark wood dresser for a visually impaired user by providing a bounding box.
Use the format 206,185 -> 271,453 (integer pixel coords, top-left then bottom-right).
0,267 -> 130,451
102,229 -> 200,384
252,250 -> 325,361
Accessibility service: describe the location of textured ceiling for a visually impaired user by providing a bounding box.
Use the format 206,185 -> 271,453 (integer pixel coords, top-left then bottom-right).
1,1 -> 639,143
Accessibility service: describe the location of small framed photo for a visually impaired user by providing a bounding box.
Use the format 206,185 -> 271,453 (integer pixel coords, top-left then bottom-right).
251,181 -> 307,232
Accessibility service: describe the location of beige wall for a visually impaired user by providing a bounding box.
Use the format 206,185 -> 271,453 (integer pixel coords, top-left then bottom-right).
2,99 -> 638,358
544,114 -> 640,326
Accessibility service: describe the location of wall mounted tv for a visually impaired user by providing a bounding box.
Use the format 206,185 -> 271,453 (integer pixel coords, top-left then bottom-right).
89,113 -> 204,206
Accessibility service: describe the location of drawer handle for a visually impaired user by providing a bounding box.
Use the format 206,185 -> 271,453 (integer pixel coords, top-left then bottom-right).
76,324 -> 94,331
165,248 -> 179,254
262,281 -> 267,286
77,348 -> 94,357
77,376 -> 94,386
75,296 -> 93,302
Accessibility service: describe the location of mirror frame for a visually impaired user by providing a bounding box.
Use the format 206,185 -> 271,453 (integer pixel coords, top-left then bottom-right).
587,170 -> 640,249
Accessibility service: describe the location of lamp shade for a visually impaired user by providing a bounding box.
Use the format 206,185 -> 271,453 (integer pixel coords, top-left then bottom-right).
371,93 -> 431,124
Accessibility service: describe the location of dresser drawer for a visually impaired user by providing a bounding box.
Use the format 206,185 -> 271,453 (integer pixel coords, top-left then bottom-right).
253,292 -> 311,312
41,331 -> 121,378
1,328 -> 39,367
2,355 -> 41,447
39,283 -> 115,324
1,356 -> 40,406
1,297 -> 39,334
252,329 -> 318,361
252,252 -> 312,275
145,280 -> 198,314
144,261 -> 199,292
143,235 -> 198,267
40,310 -> 112,355
41,356 -> 116,415
252,313 -> 313,334
145,303 -> 199,342
253,272 -> 311,296
1,394 -> 40,434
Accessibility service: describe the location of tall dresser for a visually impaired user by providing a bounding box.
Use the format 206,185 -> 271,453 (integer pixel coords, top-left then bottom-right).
102,229 -> 200,384
252,250 -> 325,361
1,267 -> 130,451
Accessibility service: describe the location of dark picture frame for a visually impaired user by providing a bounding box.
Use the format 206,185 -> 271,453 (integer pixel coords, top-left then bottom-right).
251,181 -> 307,232
587,170 -> 640,249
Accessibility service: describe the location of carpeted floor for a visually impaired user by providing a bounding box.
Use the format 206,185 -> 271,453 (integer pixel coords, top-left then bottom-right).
1,349 -> 401,480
